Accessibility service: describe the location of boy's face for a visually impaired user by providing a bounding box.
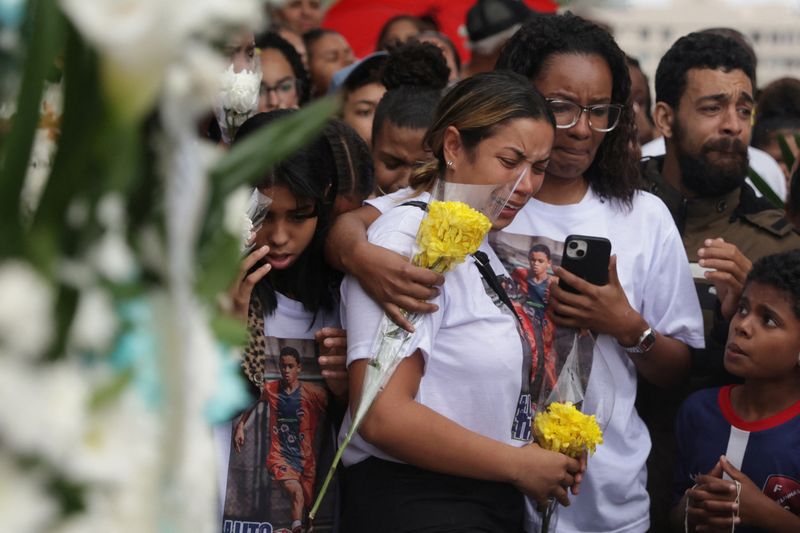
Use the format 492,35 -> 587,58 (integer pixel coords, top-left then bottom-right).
529,251 -> 551,277
724,281 -> 800,379
279,355 -> 301,384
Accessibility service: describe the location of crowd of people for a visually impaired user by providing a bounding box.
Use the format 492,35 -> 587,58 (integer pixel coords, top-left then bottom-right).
213,1 -> 800,532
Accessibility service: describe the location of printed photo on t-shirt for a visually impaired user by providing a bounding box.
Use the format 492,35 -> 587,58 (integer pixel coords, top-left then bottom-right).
223,337 -> 339,533
490,232 -> 595,418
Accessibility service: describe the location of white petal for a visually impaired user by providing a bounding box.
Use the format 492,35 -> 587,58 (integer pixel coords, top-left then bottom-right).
0,261 -> 54,358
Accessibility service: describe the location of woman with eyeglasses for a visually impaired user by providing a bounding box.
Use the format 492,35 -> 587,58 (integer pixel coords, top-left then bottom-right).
323,13 -> 703,532
493,13 -> 703,533
256,32 -> 309,113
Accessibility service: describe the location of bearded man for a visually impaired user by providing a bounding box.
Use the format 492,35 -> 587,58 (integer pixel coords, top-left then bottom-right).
639,31 -> 800,532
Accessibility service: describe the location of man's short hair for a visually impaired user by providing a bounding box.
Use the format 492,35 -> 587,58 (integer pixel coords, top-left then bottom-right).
529,243 -> 551,260
279,346 -> 301,364
655,32 -> 756,109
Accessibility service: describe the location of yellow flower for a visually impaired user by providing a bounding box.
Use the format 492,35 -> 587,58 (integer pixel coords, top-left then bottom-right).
413,201 -> 491,272
533,402 -> 603,458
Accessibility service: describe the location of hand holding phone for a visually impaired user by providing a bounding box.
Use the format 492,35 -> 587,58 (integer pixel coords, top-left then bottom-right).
551,237 -> 644,343
558,235 -> 612,294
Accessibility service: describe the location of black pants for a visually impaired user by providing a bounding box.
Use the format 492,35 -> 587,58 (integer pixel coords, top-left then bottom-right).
341,457 -> 524,533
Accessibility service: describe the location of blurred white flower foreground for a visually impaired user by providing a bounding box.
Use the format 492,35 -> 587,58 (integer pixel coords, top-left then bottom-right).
0,0 -> 264,532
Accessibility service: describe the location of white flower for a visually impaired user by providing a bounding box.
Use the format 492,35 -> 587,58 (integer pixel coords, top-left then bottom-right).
51,398 -> 160,533
64,389 -> 159,486
219,64 -> 260,115
0,457 -> 57,533
57,0 -> 263,122
0,359 -> 88,465
88,230 -> 137,283
162,45 -> 225,119
223,185 -> 251,239
69,288 -> 118,353
87,193 -> 136,282
96,192 -> 126,231
58,0 -> 174,122
0,260 -> 54,358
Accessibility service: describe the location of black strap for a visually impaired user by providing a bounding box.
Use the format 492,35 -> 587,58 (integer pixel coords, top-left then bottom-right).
399,200 -> 429,211
400,199 -> 518,318
472,250 -> 517,316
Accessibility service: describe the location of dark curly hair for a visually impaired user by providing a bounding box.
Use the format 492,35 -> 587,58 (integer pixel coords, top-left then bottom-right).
495,12 -> 639,206
279,345 -> 301,363
256,31 -> 310,105
234,110 -> 339,322
752,77 -> 800,149
371,41 -> 449,146
746,250 -> 800,318
655,31 -> 756,110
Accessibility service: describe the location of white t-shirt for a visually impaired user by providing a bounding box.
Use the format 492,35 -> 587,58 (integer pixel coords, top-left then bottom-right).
500,189 -> 705,533
640,136 -> 787,201
213,292 -> 339,513
339,192 -> 529,466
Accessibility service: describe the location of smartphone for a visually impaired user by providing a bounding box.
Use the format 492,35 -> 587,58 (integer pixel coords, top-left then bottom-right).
558,235 -> 612,294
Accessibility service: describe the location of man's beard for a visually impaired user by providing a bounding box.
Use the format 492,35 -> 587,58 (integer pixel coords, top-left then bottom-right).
674,123 -> 749,197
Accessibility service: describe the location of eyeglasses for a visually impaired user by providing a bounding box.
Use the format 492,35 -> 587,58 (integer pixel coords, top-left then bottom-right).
260,78 -> 298,98
546,99 -> 624,132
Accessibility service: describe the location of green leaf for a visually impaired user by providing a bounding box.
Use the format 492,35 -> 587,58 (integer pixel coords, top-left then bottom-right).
777,134 -> 795,172
748,167 -> 784,209
211,313 -> 247,346
0,0 -> 66,258
89,368 -> 134,410
209,96 -> 339,195
47,473 -> 87,517
196,230 -> 241,302
44,282 -> 79,361
28,24 -> 103,269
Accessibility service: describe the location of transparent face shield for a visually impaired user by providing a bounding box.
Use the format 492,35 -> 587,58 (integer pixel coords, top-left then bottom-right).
242,188 -> 272,255
431,166 -> 529,226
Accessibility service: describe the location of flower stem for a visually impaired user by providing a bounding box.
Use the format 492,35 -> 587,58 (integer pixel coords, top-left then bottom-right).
308,418 -> 357,521
540,497 -> 557,532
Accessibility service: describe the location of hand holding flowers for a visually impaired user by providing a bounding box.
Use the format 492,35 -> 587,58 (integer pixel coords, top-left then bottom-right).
308,199 -> 491,523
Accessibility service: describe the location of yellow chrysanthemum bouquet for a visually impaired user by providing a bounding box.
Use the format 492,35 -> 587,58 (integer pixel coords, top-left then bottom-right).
309,194 -> 492,523
530,331 -> 613,532
534,401 -> 603,458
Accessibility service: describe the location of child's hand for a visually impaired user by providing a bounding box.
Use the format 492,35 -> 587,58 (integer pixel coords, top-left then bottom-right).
718,455 -> 788,530
315,327 -> 348,401
685,462 -> 740,531
225,245 -> 271,321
